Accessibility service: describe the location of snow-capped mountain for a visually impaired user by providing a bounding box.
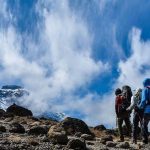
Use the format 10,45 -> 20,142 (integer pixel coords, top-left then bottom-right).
0,85 -> 65,121
36,112 -> 66,121
0,85 -> 29,109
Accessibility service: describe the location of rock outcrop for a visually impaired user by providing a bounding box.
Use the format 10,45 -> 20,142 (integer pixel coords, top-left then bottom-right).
6,104 -> 33,116
58,117 -> 93,135
94,124 -> 106,131
48,125 -> 68,144
28,126 -> 47,135
9,122 -> 25,133
65,138 -> 86,150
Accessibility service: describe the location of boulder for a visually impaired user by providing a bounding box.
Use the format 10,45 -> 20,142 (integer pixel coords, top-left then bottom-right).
0,126 -> 6,132
106,141 -> 117,147
9,122 -> 25,133
30,116 -> 39,121
94,125 -> 106,131
48,131 -> 68,145
42,136 -> 50,142
81,134 -> 94,140
104,129 -> 117,136
65,138 -> 86,150
100,135 -> 113,144
74,132 -> 82,137
28,126 -> 47,135
3,113 -> 14,118
7,135 -> 22,143
30,121 -> 40,126
6,104 -> 32,117
48,125 -> 68,145
86,141 -> 95,145
116,142 -> 130,149
28,140 -> 39,146
59,117 -> 92,135
4,117 -> 13,122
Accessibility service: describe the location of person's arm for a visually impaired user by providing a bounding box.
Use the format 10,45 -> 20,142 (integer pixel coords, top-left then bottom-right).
127,96 -> 135,111
139,89 -> 147,109
115,97 -> 119,117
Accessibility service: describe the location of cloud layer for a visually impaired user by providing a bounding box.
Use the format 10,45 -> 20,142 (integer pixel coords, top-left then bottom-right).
0,0 -> 150,127
0,0 -> 109,120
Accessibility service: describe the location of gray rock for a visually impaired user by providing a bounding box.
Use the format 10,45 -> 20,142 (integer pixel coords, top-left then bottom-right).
42,136 -> 50,142
59,117 -> 92,135
0,126 -> 6,132
116,141 -> 130,149
28,126 -> 47,135
106,141 -> 117,147
86,141 -> 95,145
74,132 -> 82,137
6,104 -> 32,117
29,140 -> 39,146
94,125 -> 106,131
9,122 -> 25,133
48,126 -> 68,145
81,134 -> 94,140
104,129 -> 117,136
65,138 -> 86,150
49,131 -> 68,144
100,135 -> 113,144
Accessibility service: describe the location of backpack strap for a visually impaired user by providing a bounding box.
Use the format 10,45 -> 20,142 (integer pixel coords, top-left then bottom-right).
146,87 -> 150,104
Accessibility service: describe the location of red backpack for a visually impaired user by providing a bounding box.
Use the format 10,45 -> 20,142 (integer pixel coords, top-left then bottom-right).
116,94 -> 128,115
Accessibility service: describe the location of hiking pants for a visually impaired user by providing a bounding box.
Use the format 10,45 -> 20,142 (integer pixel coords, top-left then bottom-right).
118,117 -> 131,140
142,113 -> 150,143
132,111 -> 143,142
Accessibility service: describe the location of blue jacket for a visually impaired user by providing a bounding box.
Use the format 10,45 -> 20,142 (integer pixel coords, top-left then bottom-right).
139,78 -> 150,114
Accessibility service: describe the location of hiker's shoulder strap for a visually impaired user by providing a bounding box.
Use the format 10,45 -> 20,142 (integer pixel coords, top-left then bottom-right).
146,87 -> 150,103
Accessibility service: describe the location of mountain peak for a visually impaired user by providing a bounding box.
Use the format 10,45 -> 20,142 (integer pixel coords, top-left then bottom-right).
2,85 -> 22,90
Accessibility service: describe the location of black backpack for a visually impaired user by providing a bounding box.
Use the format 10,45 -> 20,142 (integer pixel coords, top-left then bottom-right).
122,85 -> 132,108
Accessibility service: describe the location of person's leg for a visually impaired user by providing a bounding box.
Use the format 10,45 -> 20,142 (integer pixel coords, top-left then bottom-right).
132,112 -> 139,144
118,117 -> 124,141
124,117 -> 132,137
142,114 -> 149,144
138,110 -> 143,139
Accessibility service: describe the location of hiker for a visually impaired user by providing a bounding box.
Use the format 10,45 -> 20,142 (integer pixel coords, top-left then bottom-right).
139,78 -> 150,144
126,88 -> 143,144
115,86 -> 132,142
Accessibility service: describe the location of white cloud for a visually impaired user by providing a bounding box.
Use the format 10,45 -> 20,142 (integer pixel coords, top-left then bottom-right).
2,0 -> 149,128
0,0 -> 109,118
117,27 -> 150,89
94,0 -> 117,12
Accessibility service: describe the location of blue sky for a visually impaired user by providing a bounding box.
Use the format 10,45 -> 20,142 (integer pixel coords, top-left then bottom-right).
0,0 -> 150,127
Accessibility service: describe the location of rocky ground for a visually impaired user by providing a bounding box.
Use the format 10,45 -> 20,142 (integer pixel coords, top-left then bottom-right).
0,104 -> 150,150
